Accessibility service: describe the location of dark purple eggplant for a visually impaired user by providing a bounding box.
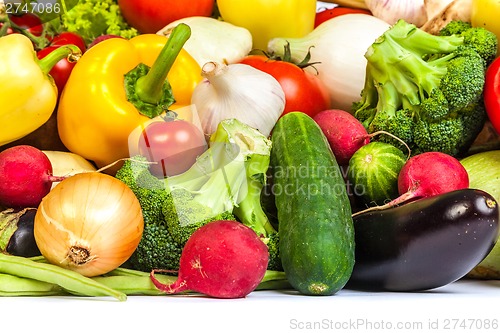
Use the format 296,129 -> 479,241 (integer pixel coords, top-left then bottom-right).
348,188 -> 500,292
1,208 -> 41,257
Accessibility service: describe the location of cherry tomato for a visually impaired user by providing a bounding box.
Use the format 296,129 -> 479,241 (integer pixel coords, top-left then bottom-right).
314,7 -> 372,28
239,55 -> 331,118
117,0 -> 215,34
37,32 -> 86,93
1,13 -> 44,36
484,56 -> 500,134
138,120 -> 208,178
51,32 -> 87,53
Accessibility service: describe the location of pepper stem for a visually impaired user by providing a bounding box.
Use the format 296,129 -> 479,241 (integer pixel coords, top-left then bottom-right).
37,44 -> 82,76
135,23 -> 191,105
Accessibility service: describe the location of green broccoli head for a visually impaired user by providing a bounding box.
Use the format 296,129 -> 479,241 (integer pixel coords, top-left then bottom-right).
127,222 -> 182,273
352,19 -> 494,157
115,158 -> 184,272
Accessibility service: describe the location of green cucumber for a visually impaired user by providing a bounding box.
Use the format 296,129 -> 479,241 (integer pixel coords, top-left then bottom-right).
348,141 -> 407,206
270,112 -> 355,296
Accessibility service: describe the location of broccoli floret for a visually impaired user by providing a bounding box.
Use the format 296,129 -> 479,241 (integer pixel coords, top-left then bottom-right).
438,20 -> 472,36
367,107 -> 415,153
129,221 -> 182,274
116,119 -> 278,272
413,118 -> 464,155
419,89 -> 450,121
353,19 -> 497,157
265,232 -> 282,271
439,46 -> 486,112
440,20 -> 498,64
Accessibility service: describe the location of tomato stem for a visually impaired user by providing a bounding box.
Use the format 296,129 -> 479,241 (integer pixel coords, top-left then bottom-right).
0,9 -> 50,49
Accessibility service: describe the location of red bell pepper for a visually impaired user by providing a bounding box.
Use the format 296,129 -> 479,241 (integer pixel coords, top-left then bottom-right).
484,56 -> 500,134
314,6 -> 371,28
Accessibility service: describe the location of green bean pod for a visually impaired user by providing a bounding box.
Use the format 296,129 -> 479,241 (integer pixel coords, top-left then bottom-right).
0,253 -> 127,301
0,273 -> 62,296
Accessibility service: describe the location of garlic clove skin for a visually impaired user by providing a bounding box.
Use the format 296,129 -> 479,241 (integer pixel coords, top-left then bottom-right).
192,62 -> 285,138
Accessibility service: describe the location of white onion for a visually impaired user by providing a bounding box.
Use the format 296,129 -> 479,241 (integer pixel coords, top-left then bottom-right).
267,14 -> 390,112
157,16 -> 253,66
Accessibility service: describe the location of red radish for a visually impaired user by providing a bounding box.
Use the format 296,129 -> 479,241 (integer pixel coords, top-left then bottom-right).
313,109 -> 371,165
0,145 -> 65,208
150,220 -> 269,299
353,151 -> 469,216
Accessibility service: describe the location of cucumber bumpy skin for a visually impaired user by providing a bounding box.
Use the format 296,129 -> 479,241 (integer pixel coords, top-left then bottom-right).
270,112 -> 355,296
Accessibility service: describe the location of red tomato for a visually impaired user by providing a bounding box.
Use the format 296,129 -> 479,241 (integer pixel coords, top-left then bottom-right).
484,56 -> 500,134
2,13 -> 44,36
314,6 -> 372,28
138,120 -> 208,178
37,46 -> 76,93
117,0 -> 215,34
239,55 -> 331,118
37,32 -> 86,93
51,32 -> 87,53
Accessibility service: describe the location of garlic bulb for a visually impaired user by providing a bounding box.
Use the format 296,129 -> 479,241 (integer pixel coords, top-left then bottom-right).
365,0 -> 428,27
191,62 -> 285,138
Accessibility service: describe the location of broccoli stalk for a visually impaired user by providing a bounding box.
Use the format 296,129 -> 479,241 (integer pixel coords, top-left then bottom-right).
220,122 -> 282,271
116,119 -> 279,272
353,19 -> 497,157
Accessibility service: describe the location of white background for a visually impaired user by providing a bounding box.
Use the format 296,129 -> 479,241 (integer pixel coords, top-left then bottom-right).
1,279 -> 499,333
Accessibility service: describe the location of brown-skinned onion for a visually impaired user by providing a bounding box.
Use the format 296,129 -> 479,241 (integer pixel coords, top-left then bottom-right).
34,172 -> 144,277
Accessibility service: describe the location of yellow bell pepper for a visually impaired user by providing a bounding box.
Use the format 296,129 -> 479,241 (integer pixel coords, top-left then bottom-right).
0,34 -> 80,146
57,24 -> 202,171
471,0 -> 500,55
217,0 -> 317,51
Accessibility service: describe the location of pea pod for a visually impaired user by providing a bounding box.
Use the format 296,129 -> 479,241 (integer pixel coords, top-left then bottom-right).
348,189 -> 500,292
